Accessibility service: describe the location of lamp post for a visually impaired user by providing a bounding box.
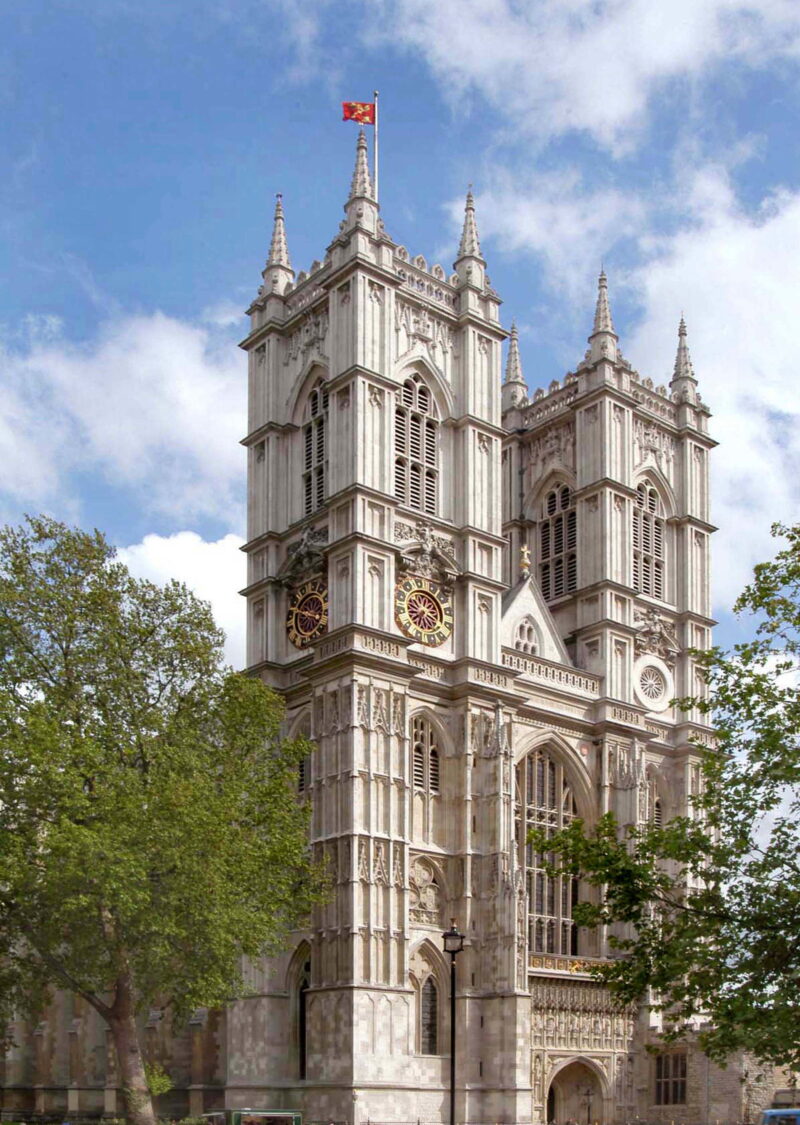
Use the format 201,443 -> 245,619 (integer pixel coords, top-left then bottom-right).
577,1083 -> 593,1125
442,920 -> 465,1125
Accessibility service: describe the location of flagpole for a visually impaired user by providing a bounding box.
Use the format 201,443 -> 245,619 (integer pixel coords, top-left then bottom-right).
373,89 -> 379,204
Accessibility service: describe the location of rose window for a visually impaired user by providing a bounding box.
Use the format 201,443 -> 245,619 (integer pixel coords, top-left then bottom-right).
639,665 -> 667,702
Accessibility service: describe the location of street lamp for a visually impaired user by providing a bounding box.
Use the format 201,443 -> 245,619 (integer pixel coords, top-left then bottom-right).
442,920 -> 465,1125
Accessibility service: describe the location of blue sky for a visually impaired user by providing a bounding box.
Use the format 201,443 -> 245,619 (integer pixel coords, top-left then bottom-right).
3,0 -> 800,662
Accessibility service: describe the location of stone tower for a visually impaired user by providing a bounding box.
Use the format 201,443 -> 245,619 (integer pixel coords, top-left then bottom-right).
234,131 -> 720,1125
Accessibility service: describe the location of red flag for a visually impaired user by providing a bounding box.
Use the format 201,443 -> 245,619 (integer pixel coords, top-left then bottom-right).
342,101 -> 375,125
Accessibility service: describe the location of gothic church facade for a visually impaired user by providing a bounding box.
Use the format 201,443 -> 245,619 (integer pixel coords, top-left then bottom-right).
234,132 -> 723,1125
2,133 -> 774,1125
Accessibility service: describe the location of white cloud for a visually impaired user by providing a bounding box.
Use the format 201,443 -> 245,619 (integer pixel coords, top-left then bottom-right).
458,170 -> 648,300
370,0 -> 800,149
0,310 -> 246,525
119,531 -> 246,668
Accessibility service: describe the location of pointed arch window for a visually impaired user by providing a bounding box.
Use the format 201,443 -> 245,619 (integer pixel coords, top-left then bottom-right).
412,716 -> 440,794
633,483 -> 665,599
420,978 -> 438,1055
303,382 -> 329,516
297,957 -> 310,1079
515,748 -> 579,956
539,485 -> 577,602
395,374 -> 438,516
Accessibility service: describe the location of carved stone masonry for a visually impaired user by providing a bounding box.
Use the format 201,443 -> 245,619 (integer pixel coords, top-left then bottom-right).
396,520 -> 460,587
276,525 -> 328,587
634,418 -> 676,469
634,606 -> 679,667
409,857 -> 442,925
528,422 -> 575,473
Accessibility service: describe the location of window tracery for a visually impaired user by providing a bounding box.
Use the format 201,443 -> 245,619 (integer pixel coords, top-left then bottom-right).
395,374 -> 438,516
515,748 -> 579,956
303,382 -> 329,516
539,485 -> 577,602
633,483 -> 665,599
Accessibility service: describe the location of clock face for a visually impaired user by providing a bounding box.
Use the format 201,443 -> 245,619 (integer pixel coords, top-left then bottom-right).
395,576 -> 454,647
286,578 -> 329,648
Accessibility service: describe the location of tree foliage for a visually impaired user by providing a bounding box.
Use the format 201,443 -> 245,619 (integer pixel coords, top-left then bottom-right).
0,516 -> 324,1125
533,523 -> 800,1069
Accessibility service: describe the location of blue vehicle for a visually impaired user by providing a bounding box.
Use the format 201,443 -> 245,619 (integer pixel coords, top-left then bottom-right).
760,1111 -> 800,1125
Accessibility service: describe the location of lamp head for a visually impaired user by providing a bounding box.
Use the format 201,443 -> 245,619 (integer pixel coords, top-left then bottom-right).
442,919 -> 464,955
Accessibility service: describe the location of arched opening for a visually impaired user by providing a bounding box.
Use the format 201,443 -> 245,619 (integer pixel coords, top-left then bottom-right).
409,940 -> 447,1057
420,978 -> 438,1055
298,962 -> 310,1079
547,1060 -> 605,1125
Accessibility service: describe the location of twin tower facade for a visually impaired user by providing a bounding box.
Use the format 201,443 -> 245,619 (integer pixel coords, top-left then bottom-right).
5,133 -> 771,1125
234,131 -> 736,1125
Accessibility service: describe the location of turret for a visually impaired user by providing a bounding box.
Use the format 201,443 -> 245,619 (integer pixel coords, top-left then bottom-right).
453,188 -> 486,290
670,316 -> 699,404
260,193 -> 294,296
587,269 -> 618,364
502,321 -> 528,412
343,128 -> 379,235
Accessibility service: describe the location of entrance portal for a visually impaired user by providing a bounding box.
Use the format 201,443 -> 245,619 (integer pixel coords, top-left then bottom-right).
546,1060 -> 604,1125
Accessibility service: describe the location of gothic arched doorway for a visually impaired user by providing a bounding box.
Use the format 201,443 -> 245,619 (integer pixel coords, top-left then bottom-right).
547,1060 -> 605,1125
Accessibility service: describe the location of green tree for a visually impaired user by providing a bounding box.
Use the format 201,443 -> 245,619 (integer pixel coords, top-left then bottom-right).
533,523 -> 800,1069
0,516 -> 323,1125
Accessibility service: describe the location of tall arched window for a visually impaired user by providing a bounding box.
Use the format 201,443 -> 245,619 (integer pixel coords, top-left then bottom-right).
633,483 -> 665,599
297,958 -> 310,1079
539,485 -> 577,602
515,748 -> 579,956
412,716 -> 440,794
303,382 -> 329,516
420,978 -> 438,1055
395,374 -> 438,515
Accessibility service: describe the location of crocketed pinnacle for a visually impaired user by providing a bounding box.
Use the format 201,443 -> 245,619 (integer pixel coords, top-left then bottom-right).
349,129 -> 374,201
592,269 -> 617,337
672,316 -> 697,384
266,193 -> 291,270
456,187 -> 484,260
504,321 -> 525,385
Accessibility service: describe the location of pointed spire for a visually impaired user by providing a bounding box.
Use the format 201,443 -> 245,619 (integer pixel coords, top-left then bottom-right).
260,193 -> 294,297
502,322 -> 528,412
349,129 -> 374,201
592,269 -> 616,335
673,316 -> 696,381
266,193 -> 291,270
504,322 -> 525,385
670,316 -> 698,402
587,268 -> 619,363
456,187 -> 484,261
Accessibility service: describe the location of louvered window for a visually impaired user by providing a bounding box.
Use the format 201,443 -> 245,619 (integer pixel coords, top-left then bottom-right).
302,383 -> 329,516
633,484 -> 665,599
395,374 -> 438,515
539,485 -> 577,603
515,749 -> 579,957
412,716 -> 440,794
